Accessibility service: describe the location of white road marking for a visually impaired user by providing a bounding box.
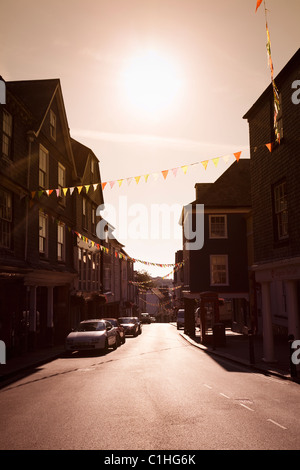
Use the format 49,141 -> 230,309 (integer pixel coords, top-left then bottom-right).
220,393 -> 230,399
203,384 -> 212,389
239,403 -> 255,412
267,419 -> 287,430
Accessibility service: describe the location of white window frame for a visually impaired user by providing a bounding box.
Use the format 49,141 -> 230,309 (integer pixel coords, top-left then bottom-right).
57,222 -> 65,261
210,254 -> 229,286
39,212 -> 48,256
209,215 -> 227,239
39,145 -> 49,189
2,110 -> 12,159
50,109 -> 56,141
82,197 -> 87,229
58,162 -> 66,204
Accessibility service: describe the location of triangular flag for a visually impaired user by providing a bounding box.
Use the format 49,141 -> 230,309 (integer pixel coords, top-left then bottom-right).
234,151 -> 241,162
85,185 -> 90,193
109,181 -> 115,189
181,165 -> 188,175
38,190 -> 43,198
70,187 -> 75,195
212,157 -> 219,168
45,190 -> 51,196
56,189 -> 60,197
201,160 -> 209,170
63,187 -> 68,196
135,176 -> 141,184
265,143 -> 273,152
118,179 -> 123,187
144,174 -> 149,183
222,155 -> 230,164
162,170 -> 169,180
255,0 -> 263,12
31,191 -> 36,199
77,186 -> 83,194
102,182 -> 107,190
172,168 -> 179,177
93,184 -> 98,191
127,177 -> 133,185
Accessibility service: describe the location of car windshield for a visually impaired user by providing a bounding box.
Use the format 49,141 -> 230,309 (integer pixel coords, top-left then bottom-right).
119,318 -> 135,324
75,322 -> 105,331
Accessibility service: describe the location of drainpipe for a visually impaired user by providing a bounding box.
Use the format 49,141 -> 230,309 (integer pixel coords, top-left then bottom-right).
24,130 -> 36,261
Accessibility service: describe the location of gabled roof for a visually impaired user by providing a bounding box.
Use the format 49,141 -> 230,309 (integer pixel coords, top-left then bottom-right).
71,137 -> 98,179
193,159 -> 251,208
7,79 -> 60,132
7,78 -> 78,179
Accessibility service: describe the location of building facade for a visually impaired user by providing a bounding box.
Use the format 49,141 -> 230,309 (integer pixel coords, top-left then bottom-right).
243,48 -> 300,362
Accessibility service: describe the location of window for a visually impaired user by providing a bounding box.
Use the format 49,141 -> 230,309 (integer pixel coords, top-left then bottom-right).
39,145 -> 48,188
39,212 -> 48,255
90,157 -> 94,176
82,198 -> 87,229
209,215 -> 227,238
2,110 -> 12,159
57,223 -> 65,261
210,255 -> 228,286
58,163 -> 66,204
50,110 -> 56,140
0,189 -> 12,248
91,206 -> 96,234
273,180 -> 288,240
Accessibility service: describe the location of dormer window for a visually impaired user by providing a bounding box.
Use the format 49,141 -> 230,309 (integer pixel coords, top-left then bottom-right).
50,110 -> 56,141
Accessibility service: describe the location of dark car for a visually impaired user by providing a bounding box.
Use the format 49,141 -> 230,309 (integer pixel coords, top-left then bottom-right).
141,312 -> 151,324
101,318 -> 126,346
119,316 -> 142,337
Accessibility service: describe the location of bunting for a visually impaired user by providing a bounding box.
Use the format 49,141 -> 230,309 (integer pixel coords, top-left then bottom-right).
256,0 -> 281,142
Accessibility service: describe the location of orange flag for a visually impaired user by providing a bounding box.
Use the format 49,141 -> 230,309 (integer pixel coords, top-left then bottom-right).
102,182 -> 107,190
201,160 -> 209,170
266,143 -> 273,152
162,170 -> 169,180
234,151 -> 241,162
255,0 -> 263,12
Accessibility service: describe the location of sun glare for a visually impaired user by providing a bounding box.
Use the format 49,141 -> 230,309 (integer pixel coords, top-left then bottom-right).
122,50 -> 182,116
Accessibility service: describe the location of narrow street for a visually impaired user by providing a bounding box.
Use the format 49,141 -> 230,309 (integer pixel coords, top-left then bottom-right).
1,323 -> 299,450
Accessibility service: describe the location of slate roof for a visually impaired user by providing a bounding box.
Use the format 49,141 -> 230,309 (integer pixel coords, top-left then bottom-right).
193,159 -> 251,208
7,79 -> 60,131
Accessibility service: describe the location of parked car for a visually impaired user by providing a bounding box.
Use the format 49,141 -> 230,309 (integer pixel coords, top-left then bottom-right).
141,312 -> 151,324
119,316 -> 142,336
100,317 -> 126,346
177,309 -> 185,330
65,319 -> 117,354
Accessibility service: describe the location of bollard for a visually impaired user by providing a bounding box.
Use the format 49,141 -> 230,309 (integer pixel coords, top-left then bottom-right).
288,334 -> 297,379
248,330 -> 255,365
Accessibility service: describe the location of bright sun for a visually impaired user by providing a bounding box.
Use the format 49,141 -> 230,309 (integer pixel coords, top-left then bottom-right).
122,50 -> 182,116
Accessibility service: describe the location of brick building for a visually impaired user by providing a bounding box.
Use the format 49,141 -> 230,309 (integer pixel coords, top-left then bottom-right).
243,48 -> 300,361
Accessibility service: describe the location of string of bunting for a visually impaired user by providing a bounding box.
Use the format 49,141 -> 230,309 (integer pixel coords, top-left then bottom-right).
31,139 -> 280,199
256,0 -> 281,142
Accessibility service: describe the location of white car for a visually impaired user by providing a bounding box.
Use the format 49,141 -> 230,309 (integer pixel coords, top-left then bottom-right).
65,319 -> 117,354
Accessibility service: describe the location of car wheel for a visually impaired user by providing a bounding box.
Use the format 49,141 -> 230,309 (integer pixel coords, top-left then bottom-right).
112,336 -> 117,350
122,335 -> 126,344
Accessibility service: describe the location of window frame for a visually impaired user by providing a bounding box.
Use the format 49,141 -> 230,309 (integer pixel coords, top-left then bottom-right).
50,109 -> 56,141
58,162 -> 66,205
273,179 -> 288,242
0,188 -> 12,249
39,144 -> 49,189
57,222 -> 65,262
210,254 -> 229,286
2,109 -> 13,159
209,214 -> 228,239
39,211 -> 48,256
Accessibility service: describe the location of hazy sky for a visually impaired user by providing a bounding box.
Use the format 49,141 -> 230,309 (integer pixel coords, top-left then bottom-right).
2,0 -> 300,277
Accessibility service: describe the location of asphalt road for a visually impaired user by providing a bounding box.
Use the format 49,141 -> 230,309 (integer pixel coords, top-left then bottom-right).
0,323 -> 299,450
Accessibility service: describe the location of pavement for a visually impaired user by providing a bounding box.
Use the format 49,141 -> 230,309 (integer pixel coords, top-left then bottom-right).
0,324 -> 299,386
